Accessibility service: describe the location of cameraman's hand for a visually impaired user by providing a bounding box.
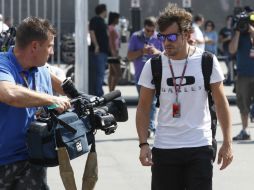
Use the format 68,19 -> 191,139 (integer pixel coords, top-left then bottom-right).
139,145 -> 153,166
51,96 -> 71,113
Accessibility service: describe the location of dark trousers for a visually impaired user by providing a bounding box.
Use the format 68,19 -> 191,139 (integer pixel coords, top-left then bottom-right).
151,146 -> 213,190
0,160 -> 49,190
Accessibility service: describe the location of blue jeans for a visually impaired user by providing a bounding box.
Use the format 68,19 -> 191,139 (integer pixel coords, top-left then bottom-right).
89,52 -> 108,97
136,84 -> 156,131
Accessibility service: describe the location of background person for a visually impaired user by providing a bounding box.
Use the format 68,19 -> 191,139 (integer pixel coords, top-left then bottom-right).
0,16 -> 71,189
127,16 -> 163,137
108,12 -> 121,92
204,20 -> 218,55
229,8 -> 254,141
136,4 -> 232,189
192,14 -> 205,50
89,4 -> 109,96
0,14 -> 9,32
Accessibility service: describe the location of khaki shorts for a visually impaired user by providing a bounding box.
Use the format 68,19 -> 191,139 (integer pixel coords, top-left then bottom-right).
236,76 -> 254,114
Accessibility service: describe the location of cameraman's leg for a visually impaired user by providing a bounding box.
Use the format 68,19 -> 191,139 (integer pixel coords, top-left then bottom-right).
236,76 -> 252,132
0,160 -> 49,190
185,146 -> 213,190
151,148 -> 185,190
15,162 -> 49,190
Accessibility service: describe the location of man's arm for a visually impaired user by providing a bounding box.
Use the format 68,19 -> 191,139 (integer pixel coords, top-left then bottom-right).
0,81 -> 70,112
127,45 -> 161,61
136,86 -> 155,166
50,72 -> 65,95
228,31 -> 240,55
127,49 -> 143,61
89,30 -> 99,53
211,81 -> 233,170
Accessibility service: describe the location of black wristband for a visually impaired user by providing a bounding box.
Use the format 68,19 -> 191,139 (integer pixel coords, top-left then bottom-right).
139,142 -> 149,148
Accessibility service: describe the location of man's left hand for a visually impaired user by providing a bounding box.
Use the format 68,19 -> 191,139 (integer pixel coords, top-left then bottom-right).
217,142 -> 233,170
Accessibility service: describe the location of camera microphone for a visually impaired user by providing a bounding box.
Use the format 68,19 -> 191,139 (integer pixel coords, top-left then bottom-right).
102,90 -> 121,103
91,90 -> 121,106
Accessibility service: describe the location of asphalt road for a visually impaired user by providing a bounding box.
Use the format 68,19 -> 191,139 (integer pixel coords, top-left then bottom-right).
47,85 -> 254,190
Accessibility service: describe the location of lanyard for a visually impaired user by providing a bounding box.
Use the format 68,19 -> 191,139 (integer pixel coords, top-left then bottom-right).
20,71 -> 36,90
168,47 -> 190,102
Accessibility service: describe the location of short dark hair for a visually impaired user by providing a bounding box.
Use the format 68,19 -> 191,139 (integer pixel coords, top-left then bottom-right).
95,4 -> 107,15
205,20 -> 215,30
15,17 -> 56,49
193,14 -> 204,22
144,16 -> 156,27
108,12 -> 120,25
157,3 -> 192,33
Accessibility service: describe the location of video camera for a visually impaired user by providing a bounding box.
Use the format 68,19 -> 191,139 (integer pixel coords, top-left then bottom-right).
61,78 -> 128,135
232,9 -> 254,33
27,78 -> 128,166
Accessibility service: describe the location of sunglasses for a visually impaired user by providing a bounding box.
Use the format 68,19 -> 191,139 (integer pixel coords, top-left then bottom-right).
157,33 -> 180,42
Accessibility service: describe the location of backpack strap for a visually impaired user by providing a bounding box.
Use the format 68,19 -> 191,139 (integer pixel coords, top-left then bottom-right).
201,51 -> 217,138
201,51 -> 213,92
151,55 -> 162,107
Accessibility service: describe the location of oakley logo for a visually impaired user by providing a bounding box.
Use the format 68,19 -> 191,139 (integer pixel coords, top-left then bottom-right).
167,76 -> 195,86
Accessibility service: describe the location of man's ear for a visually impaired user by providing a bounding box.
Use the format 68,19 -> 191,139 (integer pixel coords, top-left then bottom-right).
30,41 -> 39,53
183,31 -> 190,40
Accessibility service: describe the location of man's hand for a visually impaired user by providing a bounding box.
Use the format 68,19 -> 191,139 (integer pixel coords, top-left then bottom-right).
139,145 -> 153,166
249,24 -> 254,37
52,96 -> 71,113
217,142 -> 233,170
94,45 -> 100,54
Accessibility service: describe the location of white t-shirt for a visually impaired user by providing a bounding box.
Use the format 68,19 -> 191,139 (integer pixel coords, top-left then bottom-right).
138,48 -> 224,149
193,23 -> 205,51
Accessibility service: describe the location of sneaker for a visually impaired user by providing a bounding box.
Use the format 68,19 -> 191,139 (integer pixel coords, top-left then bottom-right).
233,130 -> 251,141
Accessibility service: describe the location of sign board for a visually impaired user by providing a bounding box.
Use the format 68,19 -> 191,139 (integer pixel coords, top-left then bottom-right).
131,0 -> 140,8
182,0 -> 191,8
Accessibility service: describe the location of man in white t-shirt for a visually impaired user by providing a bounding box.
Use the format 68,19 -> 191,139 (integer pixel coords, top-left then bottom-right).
192,14 -> 205,50
136,3 -> 233,190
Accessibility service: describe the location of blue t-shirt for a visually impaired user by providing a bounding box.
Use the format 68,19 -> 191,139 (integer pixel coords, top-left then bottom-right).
128,30 -> 164,82
237,33 -> 254,76
0,47 -> 53,166
204,31 -> 218,55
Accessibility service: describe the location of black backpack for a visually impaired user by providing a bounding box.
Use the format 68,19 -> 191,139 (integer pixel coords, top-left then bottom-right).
151,51 -> 217,161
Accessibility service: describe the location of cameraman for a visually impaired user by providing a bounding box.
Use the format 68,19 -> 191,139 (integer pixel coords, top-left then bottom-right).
0,17 -> 71,189
229,10 -> 254,140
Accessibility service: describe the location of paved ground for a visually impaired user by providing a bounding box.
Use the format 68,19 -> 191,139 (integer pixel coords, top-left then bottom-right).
47,84 -> 254,190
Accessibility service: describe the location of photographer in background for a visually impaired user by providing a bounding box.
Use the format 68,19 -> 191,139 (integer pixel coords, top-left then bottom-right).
229,7 -> 254,141
0,17 -> 71,189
